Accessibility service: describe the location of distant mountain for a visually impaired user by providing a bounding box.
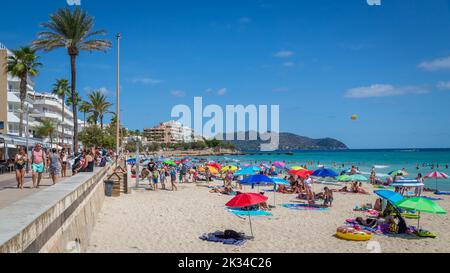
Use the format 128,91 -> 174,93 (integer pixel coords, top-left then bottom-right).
218,132 -> 348,151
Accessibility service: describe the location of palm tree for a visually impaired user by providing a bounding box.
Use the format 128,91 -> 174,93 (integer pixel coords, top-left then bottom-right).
36,119 -> 56,147
85,90 -> 112,129
6,47 -> 42,137
79,101 -> 91,127
32,7 -> 112,151
52,79 -> 70,145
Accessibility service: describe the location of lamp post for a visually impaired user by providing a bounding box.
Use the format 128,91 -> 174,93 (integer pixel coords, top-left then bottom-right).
116,33 -> 121,163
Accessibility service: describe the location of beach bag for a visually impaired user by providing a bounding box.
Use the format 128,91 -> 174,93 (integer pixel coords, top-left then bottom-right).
223,230 -> 243,240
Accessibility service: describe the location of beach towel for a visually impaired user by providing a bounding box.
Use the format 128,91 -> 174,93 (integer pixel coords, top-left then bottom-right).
228,209 -> 273,217
281,204 -> 328,211
199,232 -> 247,246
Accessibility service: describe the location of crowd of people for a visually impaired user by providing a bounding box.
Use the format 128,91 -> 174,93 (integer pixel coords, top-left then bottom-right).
12,143 -> 114,190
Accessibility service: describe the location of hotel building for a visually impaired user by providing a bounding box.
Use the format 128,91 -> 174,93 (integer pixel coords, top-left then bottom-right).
0,42 -> 82,153
144,120 -> 202,144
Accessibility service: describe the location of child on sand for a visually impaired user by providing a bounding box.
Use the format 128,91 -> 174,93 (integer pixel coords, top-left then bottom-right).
323,187 -> 333,207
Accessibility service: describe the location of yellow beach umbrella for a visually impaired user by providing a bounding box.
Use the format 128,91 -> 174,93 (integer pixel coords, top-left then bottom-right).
221,165 -> 238,172
291,166 -> 306,171
199,166 -> 219,174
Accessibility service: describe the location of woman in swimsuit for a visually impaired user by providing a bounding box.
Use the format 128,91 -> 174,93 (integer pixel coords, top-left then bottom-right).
60,148 -> 68,177
14,147 -> 28,189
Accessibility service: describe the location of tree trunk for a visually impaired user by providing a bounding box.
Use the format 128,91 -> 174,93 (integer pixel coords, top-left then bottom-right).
70,54 -> 79,153
61,93 -> 65,146
100,114 -> 104,129
18,75 -> 27,137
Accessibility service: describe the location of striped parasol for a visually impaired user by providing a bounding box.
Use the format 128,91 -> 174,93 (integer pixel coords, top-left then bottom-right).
424,172 -> 449,192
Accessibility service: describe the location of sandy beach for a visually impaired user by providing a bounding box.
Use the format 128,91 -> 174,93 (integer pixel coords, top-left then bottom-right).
87,179 -> 450,253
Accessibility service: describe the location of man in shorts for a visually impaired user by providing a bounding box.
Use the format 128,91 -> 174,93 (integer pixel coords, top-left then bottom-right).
31,144 -> 47,188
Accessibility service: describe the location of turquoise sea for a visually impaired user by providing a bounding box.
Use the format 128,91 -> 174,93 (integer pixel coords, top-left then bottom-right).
207,149 -> 450,191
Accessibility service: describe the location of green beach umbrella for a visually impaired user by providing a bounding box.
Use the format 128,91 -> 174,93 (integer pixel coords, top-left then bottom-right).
164,160 -> 176,166
337,175 -> 352,182
395,197 -> 447,229
349,174 -> 368,182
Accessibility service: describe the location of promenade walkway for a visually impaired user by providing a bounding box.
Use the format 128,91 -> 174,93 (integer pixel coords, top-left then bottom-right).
0,172 -> 72,210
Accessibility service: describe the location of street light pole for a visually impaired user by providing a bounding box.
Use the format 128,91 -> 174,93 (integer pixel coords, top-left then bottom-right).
116,32 -> 121,162
25,104 -> 30,174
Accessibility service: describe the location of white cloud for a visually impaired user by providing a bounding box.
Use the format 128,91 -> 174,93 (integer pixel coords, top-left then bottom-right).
238,17 -> 251,24
83,86 -> 109,95
283,62 -> 295,67
206,87 -> 227,96
436,81 -> 450,90
274,50 -> 294,58
418,56 -> 450,71
344,84 -> 430,99
128,76 -> 162,85
170,90 -> 186,97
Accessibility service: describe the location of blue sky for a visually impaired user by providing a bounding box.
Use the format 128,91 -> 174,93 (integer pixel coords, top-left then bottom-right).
1,0 -> 450,149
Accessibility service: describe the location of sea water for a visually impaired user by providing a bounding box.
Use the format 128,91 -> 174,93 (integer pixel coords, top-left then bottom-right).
207,149 -> 450,191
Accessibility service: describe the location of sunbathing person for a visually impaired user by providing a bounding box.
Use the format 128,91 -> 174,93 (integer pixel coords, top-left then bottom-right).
355,217 -> 379,228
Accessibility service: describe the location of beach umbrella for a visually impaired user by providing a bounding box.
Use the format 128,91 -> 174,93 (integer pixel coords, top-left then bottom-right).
424,171 -> 449,192
348,174 -> 368,182
374,190 -> 405,204
291,169 -> 314,179
234,168 -> 258,176
221,165 -> 238,172
247,165 -> 262,172
226,193 -> 269,237
312,168 -> 339,178
337,175 -> 352,182
273,161 -> 286,169
395,197 -> 447,229
199,166 -> 219,175
270,177 -> 290,206
240,175 -> 274,185
291,166 -> 306,171
164,159 -> 176,166
271,177 -> 290,186
208,163 -> 222,170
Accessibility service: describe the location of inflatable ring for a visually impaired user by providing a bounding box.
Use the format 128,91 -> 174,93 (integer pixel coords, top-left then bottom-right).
401,213 -> 420,219
336,226 -> 372,241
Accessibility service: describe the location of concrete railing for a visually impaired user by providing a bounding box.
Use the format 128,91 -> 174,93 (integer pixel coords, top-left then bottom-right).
0,165 -> 112,253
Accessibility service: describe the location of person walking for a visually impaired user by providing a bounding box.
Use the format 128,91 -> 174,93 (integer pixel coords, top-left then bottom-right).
14,147 -> 28,189
31,144 -> 46,188
60,148 -> 68,177
170,167 -> 178,191
48,148 -> 62,185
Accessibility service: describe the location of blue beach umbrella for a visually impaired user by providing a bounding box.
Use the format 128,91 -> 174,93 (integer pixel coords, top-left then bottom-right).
374,190 -> 405,204
240,174 -> 274,185
271,177 -> 290,186
312,168 -> 339,178
234,168 -> 258,176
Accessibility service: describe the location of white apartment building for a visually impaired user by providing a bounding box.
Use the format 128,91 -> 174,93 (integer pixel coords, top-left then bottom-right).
144,120 -> 202,144
0,42 -> 82,148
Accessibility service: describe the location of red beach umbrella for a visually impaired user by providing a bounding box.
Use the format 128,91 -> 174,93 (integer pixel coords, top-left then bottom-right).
208,162 -> 221,170
424,171 -> 449,192
226,193 -> 268,237
288,169 -> 314,178
226,193 -> 268,208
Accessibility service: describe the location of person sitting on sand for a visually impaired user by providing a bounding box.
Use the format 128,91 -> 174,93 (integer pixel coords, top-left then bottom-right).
258,192 -> 271,211
374,198 -> 382,212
